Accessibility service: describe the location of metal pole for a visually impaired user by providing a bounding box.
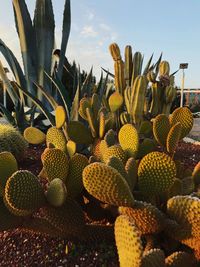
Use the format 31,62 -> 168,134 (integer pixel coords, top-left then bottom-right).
180,68 -> 185,107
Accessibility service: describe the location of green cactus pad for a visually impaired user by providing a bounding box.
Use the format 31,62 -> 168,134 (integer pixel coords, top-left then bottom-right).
118,124 -> 139,158
102,145 -> 127,164
170,107 -> 193,139
0,152 -> 18,195
142,249 -> 165,267
107,156 -> 127,180
125,157 -> 138,191
104,129 -> 116,147
119,200 -> 165,235
46,127 -> 67,152
166,122 -> 182,154
114,215 -> 143,267
0,199 -> 23,231
137,138 -> 156,159
55,105 -> 66,129
153,114 -> 170,147
24,126 -> 46,145
138,152 -> 176,196
4,170 -> 45,216
66,153 -> 88,198
67,121 -> 93,145
108,91 -> 124,112
165,251 -> 197,267
46,178 -> 67,207
78,97 -> 92,121
0,124 -> 28,161
139,120 -> 153,138
83,162 -> 134,207
41,199 -> 85,236
42,148 -> 69,182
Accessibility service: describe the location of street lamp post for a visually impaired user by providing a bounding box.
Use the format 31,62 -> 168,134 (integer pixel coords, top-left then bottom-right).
179,63 -> 188,107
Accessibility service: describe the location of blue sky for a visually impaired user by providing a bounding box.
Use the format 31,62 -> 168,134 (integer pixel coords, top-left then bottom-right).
0,0 -> 200,88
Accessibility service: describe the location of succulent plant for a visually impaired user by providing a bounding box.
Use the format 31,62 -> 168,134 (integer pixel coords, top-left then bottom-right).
0,123 -> 28,161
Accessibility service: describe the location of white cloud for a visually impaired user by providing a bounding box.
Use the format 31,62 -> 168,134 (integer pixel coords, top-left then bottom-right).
81,26 -> 98,38
99,23 -> 111,31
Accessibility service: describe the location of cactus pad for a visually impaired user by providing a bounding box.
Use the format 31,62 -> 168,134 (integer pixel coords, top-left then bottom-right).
165,251 -> 197,267
66,153 -> 88,198
55,105 -> 66,129
119,200 -> 165,234
118,124 -> 139,158
138,152 -> 176,196
103,145 -> 127,164
24,126 -> 46,144
108,91 -> 123,112
166,122 -> 182,154
153,114 -> 170,147
83,163 -> 134,206
46,127 -> 67,152
142,249 -> 165,267
114,215 -> 143,267
0,152 -> 18,195
170,107 -> 193,139
42,148 -> 69,182
46,178 -> 67,207
4,170 -> 45,216
67,121 -> 93,145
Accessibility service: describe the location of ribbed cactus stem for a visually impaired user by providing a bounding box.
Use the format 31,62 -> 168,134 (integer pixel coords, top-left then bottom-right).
131,75 -> 148,127
124,45 -> 133,86
114,60 -> 126,94
131,52 -> 143,87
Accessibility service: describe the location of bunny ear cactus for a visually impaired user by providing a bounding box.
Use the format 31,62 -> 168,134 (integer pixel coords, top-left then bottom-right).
67,121 -> 94,145
4,170 -> 46,216
192,161 -> 200,186
41,148 -> 69,182
66,153 -> 88,198
46,178 -> 67,207
23,126 -> 46,145
119,200 -> 166,235
55,105 -> 66,129
83,162 -> 134,207
118,124 -> 139,158
153,114 -> 171,147
169,107 -> 193,139
0,152 -> 18,196
142,249 -> 165,267
46,126 -> 67,152
166,122 -> 182,154
108,91 -> 124,112
102,145 -> 127,164
114,215 -> 143,267
165,251 -> 197,267
138,152 -> 176,196
125,157 -> 138,191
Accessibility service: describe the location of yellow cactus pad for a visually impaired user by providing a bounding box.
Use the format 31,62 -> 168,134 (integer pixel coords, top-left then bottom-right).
142,249 -> 165,267
83,162 -> 134,207
55,106 -> 66,129
108,91 -> 123,112
153,114 -> 170,147
66,140 -> 76,158
118,124 -> 139,158
166,122 -> 182,154
114,215 -> 143,267
46,127 -> 67,152
24,126 -> 46,145
103,145 -> 127,164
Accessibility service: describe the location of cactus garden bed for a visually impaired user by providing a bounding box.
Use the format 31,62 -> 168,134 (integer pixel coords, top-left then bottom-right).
0,140 -> 199,266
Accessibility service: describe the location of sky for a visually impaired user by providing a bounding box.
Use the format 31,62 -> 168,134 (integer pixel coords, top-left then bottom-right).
0,0 -> 200,88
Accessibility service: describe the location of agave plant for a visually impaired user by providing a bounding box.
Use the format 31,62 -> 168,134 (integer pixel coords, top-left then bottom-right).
0,0 -> 71,108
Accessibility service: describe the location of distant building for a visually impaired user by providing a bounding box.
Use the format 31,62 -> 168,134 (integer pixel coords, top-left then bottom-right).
177,88 -> 200,105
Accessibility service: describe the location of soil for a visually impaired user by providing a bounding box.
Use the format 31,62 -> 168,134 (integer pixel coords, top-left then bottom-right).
0,141 -> 199,266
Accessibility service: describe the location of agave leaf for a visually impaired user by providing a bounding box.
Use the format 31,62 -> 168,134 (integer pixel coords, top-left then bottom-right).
101,67 -> 115,78
12,0 -> 37,96
0,59 -> 19,104
0,103 -> 16,126
143,53 -> 154,75
95,71 -> 103,94
70,83 -> 80,121
170,69 -> 179,76
44,71 -> 70,119
57,0 -> 71,79
100,71 -> 109,100
33,0 -> 55,98
0,39 -> 26,101
15,83 -> 55,126
154,52 -> 163,77
81,67 -> 93,96
33,82 -> 58,110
